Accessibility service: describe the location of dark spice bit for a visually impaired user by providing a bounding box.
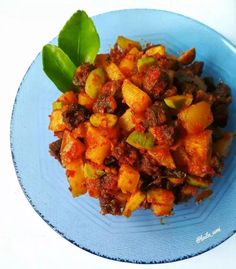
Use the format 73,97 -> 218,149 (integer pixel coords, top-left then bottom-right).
163,169 -> 187,179
212,83 -> 232,127
49,139 -> 62,162
99,193 -> 122,215
72,63 -> 94,88
62,104 -> 90,130
104,156 -> 118,167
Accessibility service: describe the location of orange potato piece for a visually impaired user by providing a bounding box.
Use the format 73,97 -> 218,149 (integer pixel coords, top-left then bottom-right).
78,91 -> 95,109
49,110 -> 66,132
57,91 -> 77,105
151,203 -> 173,216
61,130 -> 85,167
66,159 -> 86,197
148,146 -> 176,169
85,143 -> 110,165
105,62 -> 125,81
123,191 -> 146,217
183,130 -> 212,162
178,101 -> 213,134
147,188 -> 174,205
122,79 -> 152,112
119,47 -> 142,77
118,164 -> 140,194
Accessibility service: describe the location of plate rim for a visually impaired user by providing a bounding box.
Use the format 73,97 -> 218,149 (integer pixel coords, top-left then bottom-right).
10,8 -> 236,264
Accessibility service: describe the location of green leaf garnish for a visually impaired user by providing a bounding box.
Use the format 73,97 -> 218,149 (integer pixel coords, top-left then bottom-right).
58,10 -> 100,66
42,44 -> 76,92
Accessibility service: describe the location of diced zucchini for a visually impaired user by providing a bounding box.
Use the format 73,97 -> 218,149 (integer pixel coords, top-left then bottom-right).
137,57 -> 155,72
187,176 -> 212,188
85,68 -> 106,98
126,131 -> 154,149
145,45 -> 165,56
178,48 -> 196,65
117,36 -> 141,50
164,95 -> 193,109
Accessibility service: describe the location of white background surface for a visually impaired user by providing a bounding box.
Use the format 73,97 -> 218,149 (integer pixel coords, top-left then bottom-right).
1,0 -> 236,268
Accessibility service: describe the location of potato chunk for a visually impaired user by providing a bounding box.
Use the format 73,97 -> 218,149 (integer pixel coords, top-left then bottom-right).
49,110 -> 66,132
123,191 -> 145,217
118,164 -> 140,194
148,146 -> 176,169
178,101 -> 213,134
66,159 -> 86,197
60,130 -> 85,167
105,62 -> 125,81
122,79 -> 152,112
183,130 -> 212,162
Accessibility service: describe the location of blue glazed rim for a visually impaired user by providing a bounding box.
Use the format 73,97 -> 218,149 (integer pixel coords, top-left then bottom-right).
10,9 -> 236,264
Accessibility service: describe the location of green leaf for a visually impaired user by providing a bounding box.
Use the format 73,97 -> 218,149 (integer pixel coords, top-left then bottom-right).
42,44 -> 76,92
58,10 -> 100,66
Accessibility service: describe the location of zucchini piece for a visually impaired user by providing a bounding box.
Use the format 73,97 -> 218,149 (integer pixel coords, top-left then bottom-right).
126,131 -> 154,149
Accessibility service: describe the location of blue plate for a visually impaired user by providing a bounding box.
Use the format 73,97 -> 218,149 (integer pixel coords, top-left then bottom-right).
11,9 -> 236,263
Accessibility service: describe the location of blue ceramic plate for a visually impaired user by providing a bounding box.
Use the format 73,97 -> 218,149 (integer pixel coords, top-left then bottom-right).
11,9 -> 236,263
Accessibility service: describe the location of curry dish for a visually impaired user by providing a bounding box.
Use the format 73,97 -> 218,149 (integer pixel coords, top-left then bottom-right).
48,36 -> 233,217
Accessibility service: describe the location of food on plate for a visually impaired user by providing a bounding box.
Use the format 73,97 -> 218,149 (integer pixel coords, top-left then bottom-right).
44,10 -> 234,217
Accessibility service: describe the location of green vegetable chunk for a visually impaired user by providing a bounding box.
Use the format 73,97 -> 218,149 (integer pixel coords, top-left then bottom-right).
52,101 -> 63,110
58,10 -> 100,66
85,68 -> 106,98
42,44 -> 76,92
126,131 -> 154,149
137,57 -> 155,72
187,176 -> 212,188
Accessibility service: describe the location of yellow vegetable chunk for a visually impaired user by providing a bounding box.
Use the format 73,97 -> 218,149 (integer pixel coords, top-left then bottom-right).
178,48 -> 196,65
78,92 -> 95,109
137,57 -> 155,72
105,62 -> 125,81
60,130 -> 85,167
151,203 -> 173,216
168,177 -> 185,185
90,113 -> 118,128
119,108 -> 135,133
187,176 -> 212,188
147,188 -> 174,205
117,35 -> 141,50
66,159 -> 86,197
122,79 -> 152,112
164,95 -> 193,109
148,146 -> 176,169
145,45 -> 165,56
214,132 -> 235,157
57,91 -> 77,105
119,47 -> 142,76
178,101 -> 213,134
118,164 -> 140,194
85,68 -> 106,98
183,130 -> 212,162
49,110 -> 66,132
85,144 -> 110,165
123,191 -> 146,217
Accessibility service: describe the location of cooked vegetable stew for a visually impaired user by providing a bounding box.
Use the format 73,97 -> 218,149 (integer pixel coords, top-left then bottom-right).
48,36 -> 233,217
